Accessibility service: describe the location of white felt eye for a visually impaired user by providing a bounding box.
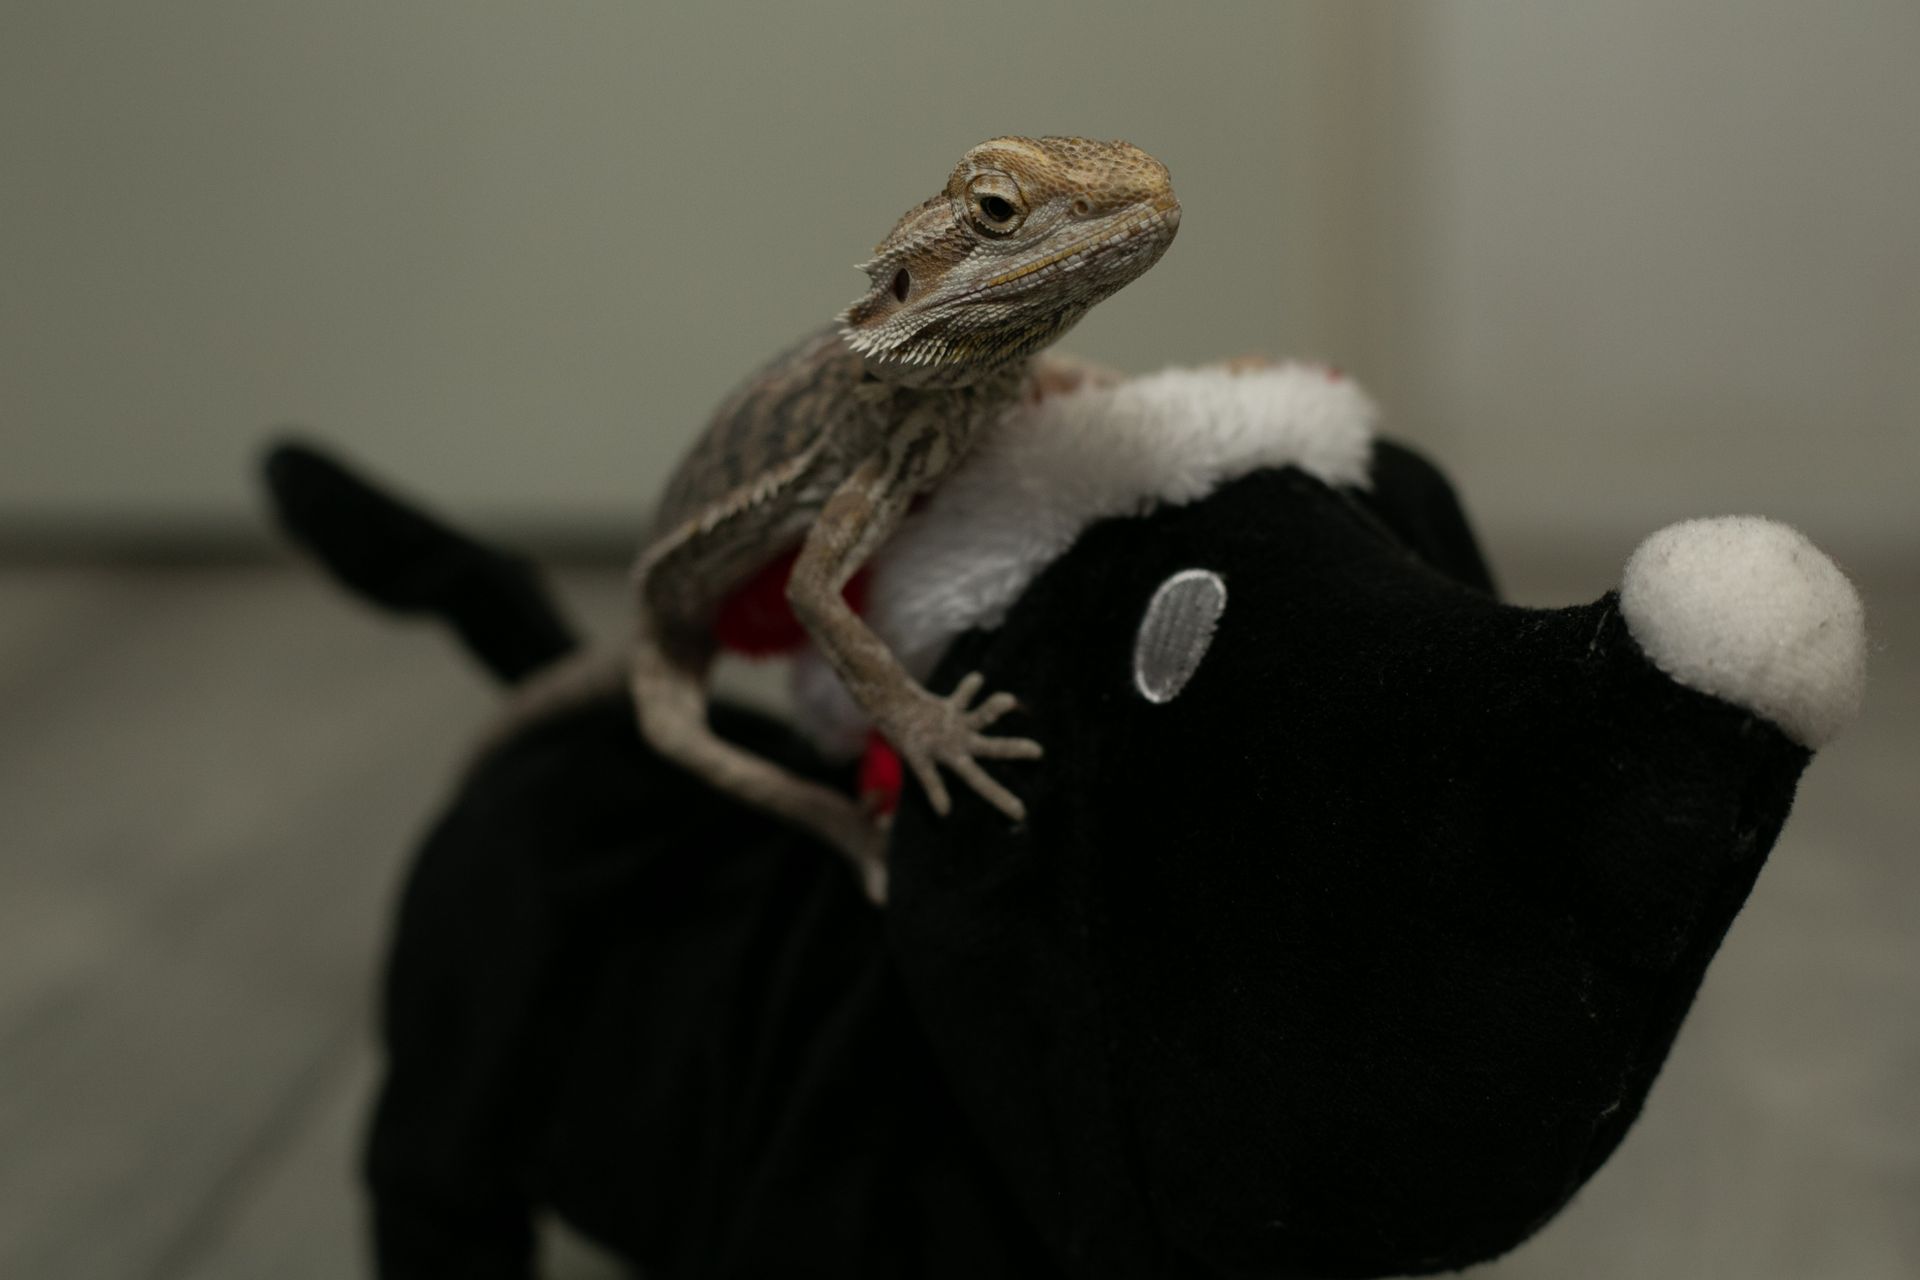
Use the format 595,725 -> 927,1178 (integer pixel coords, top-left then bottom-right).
1133,569 -> 1227,703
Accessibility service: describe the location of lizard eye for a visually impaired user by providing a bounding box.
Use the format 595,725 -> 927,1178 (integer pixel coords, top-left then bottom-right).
966,175 -> 1027,236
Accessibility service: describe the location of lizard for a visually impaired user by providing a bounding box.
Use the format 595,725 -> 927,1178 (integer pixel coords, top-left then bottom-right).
628,136 -> 1180,901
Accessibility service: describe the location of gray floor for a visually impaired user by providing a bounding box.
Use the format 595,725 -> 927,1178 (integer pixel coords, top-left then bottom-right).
0,557 -> 1912,1278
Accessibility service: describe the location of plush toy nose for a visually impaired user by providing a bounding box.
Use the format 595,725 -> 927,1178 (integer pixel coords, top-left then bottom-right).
1619,516 -> 1865,751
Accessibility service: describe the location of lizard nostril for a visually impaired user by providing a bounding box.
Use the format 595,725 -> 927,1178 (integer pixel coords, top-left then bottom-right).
1072,197 -> 1093,217
891,268 -> 910,303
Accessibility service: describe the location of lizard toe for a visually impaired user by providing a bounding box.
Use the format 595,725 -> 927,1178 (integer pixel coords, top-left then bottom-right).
970,733 -> 1043,761
963,690 -> 1021,730
948,672 -> 986,707
950,755 -> 1028,823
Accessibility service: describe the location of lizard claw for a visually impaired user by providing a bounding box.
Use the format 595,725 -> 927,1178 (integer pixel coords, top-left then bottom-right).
860,858 -> 890,906
905,748 -> 953,817
892,672 -> 1042,823
819,801 -> 891,904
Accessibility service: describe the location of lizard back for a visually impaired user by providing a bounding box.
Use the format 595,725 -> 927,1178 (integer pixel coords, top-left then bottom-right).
639,328 -> 884,631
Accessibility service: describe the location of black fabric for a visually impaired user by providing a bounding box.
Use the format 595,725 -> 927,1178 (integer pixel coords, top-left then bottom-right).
1350,438 -> 1498,597
274,437 -> 1815,1277
263,440 -> 574,683
367,700 -> 1051,1279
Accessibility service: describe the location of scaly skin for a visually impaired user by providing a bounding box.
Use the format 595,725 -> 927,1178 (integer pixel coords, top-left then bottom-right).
630,136 -> 1180,901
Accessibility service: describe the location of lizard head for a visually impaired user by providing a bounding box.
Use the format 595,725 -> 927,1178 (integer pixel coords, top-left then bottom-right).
840,136 -> 1180,387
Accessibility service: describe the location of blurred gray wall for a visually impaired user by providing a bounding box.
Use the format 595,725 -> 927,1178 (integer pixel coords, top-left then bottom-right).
4,1 -> 1915,559
2,1 -> 1366,540
1371,0 -> 1920,563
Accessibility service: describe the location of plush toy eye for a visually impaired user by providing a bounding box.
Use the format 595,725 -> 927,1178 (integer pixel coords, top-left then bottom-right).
1133,569 -> 1227,703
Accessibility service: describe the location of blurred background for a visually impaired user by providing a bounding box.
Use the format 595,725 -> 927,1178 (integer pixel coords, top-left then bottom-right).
1,1 -> 1913,1276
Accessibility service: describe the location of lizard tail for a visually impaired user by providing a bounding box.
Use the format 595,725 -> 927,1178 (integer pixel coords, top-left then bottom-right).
262,437 -> 578,685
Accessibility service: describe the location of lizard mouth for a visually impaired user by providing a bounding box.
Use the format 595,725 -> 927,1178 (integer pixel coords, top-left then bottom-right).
969,203 -> 1181,301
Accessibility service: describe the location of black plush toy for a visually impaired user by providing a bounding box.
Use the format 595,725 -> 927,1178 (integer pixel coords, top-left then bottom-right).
267,363 -> 1865,1278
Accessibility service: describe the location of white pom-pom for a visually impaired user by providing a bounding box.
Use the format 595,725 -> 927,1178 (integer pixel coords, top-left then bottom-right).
1620,517 -> 1866,748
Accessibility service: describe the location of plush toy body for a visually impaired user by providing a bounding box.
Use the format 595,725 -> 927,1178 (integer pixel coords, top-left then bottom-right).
267,364 -> 1862,1278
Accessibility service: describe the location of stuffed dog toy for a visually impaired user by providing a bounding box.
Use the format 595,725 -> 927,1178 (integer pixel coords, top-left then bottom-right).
266,362 -> 1864,1278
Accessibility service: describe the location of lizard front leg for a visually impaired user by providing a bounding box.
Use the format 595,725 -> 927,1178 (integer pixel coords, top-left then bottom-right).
788,430 -> 1042,822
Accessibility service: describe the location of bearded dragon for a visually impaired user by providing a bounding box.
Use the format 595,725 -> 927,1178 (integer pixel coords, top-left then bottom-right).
629,136 -> 1180,898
